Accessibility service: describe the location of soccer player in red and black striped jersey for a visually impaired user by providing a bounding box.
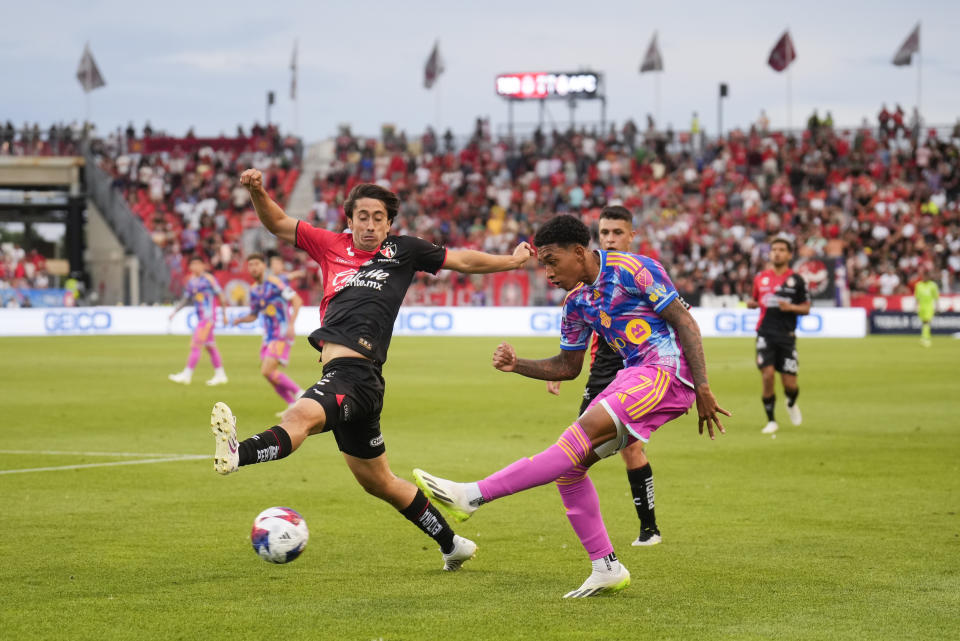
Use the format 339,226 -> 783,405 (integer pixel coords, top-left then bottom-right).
546,206 -> 663,547
210,171 -> 532,572
746,238 -> 810,434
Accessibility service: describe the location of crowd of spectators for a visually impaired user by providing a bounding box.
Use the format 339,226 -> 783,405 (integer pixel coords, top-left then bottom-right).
309,112 -> 960,306
4,112 -> 960,308
89,122 -> 303,300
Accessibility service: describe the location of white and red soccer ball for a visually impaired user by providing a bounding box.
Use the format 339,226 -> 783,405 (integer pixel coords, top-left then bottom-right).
250,507 -> 309,564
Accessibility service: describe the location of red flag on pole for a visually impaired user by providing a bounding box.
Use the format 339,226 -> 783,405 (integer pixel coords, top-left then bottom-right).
423,41 -> 444,89
892,23 -> 920,66
767,30 -> 796,72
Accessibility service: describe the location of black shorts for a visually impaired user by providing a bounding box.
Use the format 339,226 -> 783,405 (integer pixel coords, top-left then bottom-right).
301,357 -> 386,459
578,384 -> 610,416
755,334 -> 799,375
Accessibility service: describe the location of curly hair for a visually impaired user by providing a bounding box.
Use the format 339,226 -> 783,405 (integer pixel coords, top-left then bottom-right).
344,183 -> 400,222
534,214 -> 591,248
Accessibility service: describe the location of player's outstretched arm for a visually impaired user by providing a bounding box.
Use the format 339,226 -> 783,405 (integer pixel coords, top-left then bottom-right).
493,342 -> 585,381
443,242 -> 533,274
239,168 -> 297,245
230,312 -> 258,326
169,296 -> 189,319
658,299 -> 731,439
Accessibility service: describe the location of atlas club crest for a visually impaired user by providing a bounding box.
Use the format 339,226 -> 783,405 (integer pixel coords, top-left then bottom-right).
379,242 -> 398,259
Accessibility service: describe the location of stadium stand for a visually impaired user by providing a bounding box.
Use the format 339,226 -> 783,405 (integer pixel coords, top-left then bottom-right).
2,113 -> 959,307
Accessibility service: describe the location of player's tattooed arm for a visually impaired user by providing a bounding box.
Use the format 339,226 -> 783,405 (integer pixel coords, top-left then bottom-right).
659,299 -> 709,387
492,342 -> 585,381
659,298 -> 730,439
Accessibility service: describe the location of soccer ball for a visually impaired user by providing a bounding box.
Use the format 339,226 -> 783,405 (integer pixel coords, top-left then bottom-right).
250,507 -> 309,564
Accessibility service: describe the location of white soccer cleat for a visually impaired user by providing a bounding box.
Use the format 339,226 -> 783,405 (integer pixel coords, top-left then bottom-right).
168,370 -> 192,384
563,563 -> 631,598
210,401 -> 239,475
442,535 -> 477,572
205,372 -> 229,386
412,468 -> 478,523
761,421 -> 779,434
786,403 -> 802,426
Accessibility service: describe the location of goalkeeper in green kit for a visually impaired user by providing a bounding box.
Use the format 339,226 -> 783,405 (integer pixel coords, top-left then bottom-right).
914,268 -> 939,348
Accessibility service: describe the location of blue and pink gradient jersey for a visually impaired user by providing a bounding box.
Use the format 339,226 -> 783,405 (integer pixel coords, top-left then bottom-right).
249,276 -> 296,342
185,275 -> 222,323
560,250 -> 693,388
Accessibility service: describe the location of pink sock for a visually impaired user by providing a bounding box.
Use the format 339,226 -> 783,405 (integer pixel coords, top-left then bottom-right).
270,370 -> 300,405
206,345 -> 223,368
478,423 -> 592,501
268,371 -> 300,404
187,345 -> 202,369
557,465 -> 614,560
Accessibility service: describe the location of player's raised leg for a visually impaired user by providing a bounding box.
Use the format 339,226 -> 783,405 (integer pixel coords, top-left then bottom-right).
414,419 -> 603,523
210,397 -> 320,475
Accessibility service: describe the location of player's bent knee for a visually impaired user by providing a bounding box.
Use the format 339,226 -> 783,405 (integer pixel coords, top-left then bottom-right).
282,399 -> 327,439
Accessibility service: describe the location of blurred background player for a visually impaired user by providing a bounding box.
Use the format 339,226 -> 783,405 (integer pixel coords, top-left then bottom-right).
266,251 -> 306,285
230,253 -> 304,413
546,206 -> 663,547
914,268 -> 939,347
746,238 -> 810,434
168,256 -> 229,385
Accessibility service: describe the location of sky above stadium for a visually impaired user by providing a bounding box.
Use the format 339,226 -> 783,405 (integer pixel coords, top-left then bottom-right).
4,0 -> 959,143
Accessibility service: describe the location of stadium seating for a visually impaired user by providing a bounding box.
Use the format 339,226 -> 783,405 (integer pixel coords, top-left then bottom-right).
2,115 -> 958,307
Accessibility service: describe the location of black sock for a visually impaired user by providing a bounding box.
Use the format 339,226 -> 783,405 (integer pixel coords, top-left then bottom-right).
762,395 -> 776,421
400,489 -> 455,554
238,426 -> 293,466
785,388 -> 799,408
626,464 -> 658,533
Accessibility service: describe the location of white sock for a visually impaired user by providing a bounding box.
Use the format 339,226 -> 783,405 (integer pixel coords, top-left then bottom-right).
591,553 -> 620,574
463,482 -> 483,505
213,367 -> 226,377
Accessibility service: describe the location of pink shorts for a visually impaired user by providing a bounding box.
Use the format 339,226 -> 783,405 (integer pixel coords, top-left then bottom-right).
191,320 -> 216,346
586,365 -> 696,443
260,339 -> 292,365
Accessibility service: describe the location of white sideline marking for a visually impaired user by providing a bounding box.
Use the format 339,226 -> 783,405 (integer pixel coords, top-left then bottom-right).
0,449 -> 203,458
0,454 -> 207,475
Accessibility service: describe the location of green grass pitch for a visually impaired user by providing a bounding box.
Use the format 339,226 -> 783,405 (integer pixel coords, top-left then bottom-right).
0,334 -> 957,640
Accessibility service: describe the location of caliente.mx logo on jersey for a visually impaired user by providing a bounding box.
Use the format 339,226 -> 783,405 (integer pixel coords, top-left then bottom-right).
331,268 -> 359,292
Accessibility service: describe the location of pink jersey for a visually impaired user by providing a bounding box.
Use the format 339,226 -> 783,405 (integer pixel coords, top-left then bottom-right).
184,274 -> 222,323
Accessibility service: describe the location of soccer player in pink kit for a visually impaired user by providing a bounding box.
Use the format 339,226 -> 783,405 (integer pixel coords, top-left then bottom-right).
169,256 -> 229,385
414,214 -> 729,598
230,253 -> 304,412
